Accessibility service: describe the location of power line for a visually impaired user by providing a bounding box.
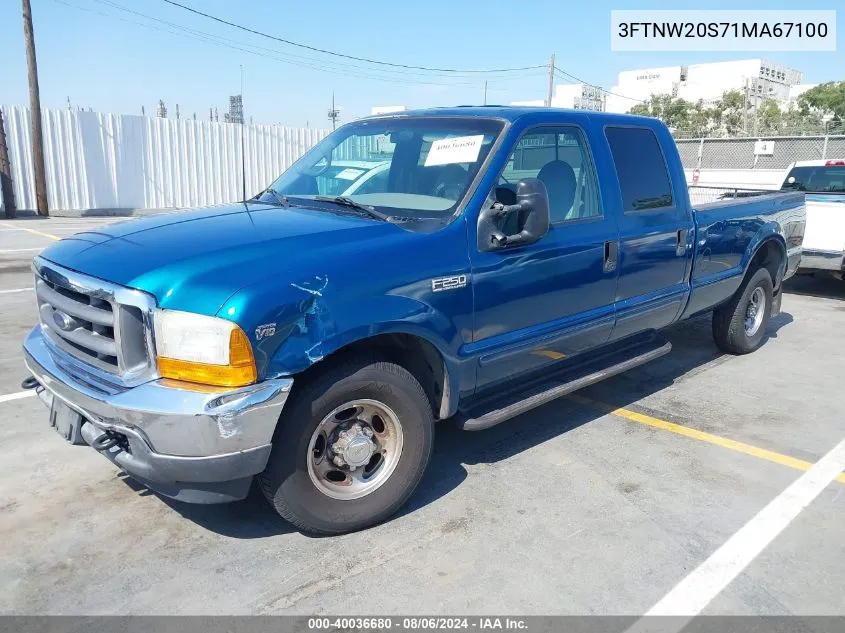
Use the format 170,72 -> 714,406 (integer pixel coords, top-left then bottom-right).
57,0 -> 534,87
96,0 -> 539,81
553,66 -> 644,103
62,0 -> 545,88
160,0 -> 545,75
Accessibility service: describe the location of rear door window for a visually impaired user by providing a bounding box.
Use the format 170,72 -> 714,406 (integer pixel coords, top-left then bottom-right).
605,127 -> 674,212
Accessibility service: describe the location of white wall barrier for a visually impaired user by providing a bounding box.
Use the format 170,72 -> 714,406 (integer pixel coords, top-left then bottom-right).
1,105 -> 330,212
1,105 -> 813,213
684,169 -> 786,190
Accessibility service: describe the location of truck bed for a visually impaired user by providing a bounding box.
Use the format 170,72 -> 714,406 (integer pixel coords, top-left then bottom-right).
682,190 -> 806,319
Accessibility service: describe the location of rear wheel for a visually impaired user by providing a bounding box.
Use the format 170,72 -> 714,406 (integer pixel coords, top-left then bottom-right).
712,267 -> 773,355
258,355 -> 434,535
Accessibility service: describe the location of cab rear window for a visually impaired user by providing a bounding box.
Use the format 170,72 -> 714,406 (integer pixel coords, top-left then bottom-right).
782,165 -> 845,194
605,127 -> 674,212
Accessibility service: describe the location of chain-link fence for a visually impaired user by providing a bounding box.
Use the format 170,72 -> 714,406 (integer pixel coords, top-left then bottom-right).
673,121 -> 845,140
676,135 -> 845,170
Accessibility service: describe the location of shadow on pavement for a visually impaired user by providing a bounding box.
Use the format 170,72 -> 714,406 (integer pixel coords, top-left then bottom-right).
118,473 -> 296,538
783,274 -> 845,301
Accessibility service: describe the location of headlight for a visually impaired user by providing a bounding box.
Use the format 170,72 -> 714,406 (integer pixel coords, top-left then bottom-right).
153,310 -> 257,388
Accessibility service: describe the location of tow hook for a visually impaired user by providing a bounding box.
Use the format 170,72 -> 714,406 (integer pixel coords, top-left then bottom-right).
21,376 -> 39,390
91,433 -> 121,452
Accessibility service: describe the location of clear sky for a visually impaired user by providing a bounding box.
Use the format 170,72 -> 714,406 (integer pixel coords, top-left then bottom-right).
0,0 -> 841,127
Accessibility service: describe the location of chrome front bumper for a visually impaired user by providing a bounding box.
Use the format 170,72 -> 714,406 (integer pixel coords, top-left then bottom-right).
23,326 -> 293,503
799,249 -> 845,273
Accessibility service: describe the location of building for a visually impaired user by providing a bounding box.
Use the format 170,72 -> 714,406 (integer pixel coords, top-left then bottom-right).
552,84 -> 605,111
371,106 -> 408,115
786,84 -> 819,109
604,59 -> 803,114
510,84 -> 605,111
510,99 -> 545,107
225,94 -> 244,124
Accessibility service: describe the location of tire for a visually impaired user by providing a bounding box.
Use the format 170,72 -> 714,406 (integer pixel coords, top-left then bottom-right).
258,355 -> 434,535
712,267 -> 774,355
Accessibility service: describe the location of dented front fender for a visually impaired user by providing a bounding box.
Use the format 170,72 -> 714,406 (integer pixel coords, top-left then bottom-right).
215,218 -> 474,401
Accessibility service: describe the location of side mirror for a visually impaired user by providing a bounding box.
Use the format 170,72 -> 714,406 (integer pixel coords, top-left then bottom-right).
477,178 -> 551,252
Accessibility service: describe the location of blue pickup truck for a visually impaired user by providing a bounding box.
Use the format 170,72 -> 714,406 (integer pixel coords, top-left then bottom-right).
22,107 -> 805,534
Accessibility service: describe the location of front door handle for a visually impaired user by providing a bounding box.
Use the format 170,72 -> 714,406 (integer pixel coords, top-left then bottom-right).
676,229 -> 689,256
603,240 -> 618,273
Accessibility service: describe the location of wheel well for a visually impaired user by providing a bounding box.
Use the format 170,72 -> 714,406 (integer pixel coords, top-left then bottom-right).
749,239 -> 785,290
306,334 -> 451,420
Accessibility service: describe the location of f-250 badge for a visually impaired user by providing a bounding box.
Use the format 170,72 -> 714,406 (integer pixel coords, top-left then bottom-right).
431,275 -> 467,292
255,323 -> 277,340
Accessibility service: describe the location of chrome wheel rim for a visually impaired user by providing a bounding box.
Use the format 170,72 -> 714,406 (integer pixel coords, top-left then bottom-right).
745,287 -> 766,336
307,399 -> 404,500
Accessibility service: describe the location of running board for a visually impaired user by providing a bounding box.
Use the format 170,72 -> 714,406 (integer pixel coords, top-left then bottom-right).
455,338 -> 672,431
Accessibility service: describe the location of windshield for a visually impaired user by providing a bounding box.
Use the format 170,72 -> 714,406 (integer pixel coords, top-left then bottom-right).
257,117 -> 504,218
781,165 -> 845,195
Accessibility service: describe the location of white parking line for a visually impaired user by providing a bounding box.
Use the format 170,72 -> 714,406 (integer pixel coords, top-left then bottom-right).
628,435 -> 845,630
0,288 -> 34,294
0,390 -> 36,404
0,248 -> 43,253
0,223 -> 59,241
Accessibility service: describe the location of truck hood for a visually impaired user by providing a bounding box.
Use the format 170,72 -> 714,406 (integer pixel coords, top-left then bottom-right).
39,203 -> 404,315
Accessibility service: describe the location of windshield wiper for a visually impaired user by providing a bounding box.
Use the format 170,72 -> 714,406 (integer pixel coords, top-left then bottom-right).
313,196 -> 392,222
250,188 -> 289,207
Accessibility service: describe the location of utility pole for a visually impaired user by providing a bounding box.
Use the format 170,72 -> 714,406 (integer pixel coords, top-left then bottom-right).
22,0 -> 48,216
546,53 -> 555,107
240,65 -> 246,202
743,79 -> 749,135
327,93 -> 340,130
483,81 -> 488,106
0,108 -> 17,219
753,97 -> 759,137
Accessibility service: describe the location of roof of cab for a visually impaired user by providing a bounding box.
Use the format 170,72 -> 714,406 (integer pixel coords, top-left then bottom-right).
364,105 -> 659,126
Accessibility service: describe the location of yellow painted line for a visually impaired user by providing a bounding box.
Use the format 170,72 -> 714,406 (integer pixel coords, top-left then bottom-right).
0,222 -> 60,241
568,394 -> 845,485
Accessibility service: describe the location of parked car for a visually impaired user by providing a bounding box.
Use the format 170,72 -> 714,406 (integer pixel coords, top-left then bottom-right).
22,107 -> 805,534
314,159 -> 390,197
781,159 -> 845,278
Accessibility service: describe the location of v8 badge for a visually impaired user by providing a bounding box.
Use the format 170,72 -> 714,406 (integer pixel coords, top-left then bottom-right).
255,323 -> 277,340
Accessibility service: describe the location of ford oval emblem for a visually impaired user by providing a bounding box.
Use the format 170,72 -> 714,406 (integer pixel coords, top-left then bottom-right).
52,310 -> 76,332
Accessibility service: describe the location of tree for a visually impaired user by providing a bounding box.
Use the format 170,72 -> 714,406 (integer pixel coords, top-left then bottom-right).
687,100 -> 718,138
629,94 -> 694,131
714,90 -> 748,134
756,99 -> 783,135
798,82 -> 845,121
627,87 -> 836,138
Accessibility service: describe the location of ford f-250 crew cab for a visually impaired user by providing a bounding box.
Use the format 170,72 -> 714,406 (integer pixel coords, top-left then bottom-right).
22,107 -> 806,535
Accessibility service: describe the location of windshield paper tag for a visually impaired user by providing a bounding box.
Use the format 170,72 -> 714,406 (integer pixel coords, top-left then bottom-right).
335,168 -> 365,181
424,135 -> 484,167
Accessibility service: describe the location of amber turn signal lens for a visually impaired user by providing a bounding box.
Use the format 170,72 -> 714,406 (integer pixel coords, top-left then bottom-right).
158,327 -> 257,388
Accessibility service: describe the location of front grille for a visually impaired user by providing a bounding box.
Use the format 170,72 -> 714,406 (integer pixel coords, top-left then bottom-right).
34,259 -> 157,385
37,277 -> 118,369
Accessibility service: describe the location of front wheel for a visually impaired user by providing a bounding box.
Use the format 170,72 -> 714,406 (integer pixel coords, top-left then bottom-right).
712,267 -> 774,355
258,356 -> 434,535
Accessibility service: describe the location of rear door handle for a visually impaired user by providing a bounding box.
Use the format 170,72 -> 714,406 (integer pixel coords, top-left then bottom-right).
676,229 -> 689,256
603,240 -> 618,273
